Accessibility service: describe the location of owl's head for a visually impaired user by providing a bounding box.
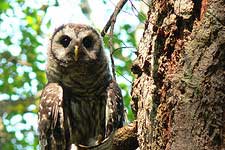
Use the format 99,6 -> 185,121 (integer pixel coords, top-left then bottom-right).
48,23 -> 104,67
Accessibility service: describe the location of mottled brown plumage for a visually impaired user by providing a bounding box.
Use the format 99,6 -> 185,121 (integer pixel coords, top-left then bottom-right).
38,24 -> 124,149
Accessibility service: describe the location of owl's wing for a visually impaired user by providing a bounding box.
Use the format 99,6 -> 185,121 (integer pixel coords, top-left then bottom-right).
38,83 -> 66,150
105,79 -> 124,137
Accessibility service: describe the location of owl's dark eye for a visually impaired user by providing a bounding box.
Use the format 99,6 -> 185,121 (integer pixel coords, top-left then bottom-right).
59,35 -> 71,48
83,36 -> 94,49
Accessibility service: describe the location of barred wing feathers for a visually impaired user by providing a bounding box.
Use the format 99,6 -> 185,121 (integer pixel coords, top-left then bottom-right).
38,83 -> 66,150
105,79 -> 124,137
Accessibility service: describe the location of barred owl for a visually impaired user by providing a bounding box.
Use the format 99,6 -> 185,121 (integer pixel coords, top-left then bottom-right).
38,23 -> 124,149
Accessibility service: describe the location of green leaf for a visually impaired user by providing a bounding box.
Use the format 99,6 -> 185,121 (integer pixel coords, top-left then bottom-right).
138,11 -> 147,23
0,1 -> 9,11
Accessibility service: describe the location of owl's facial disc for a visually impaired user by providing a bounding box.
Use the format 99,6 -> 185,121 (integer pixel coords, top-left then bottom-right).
80,35 -> 97,60
50,24 -> 102,66
73,36 -> 94,61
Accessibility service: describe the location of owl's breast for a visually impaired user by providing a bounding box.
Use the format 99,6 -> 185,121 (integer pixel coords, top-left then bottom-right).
64,88 -> 107,146
60,63 -> 111,146
61,62 -> 111,97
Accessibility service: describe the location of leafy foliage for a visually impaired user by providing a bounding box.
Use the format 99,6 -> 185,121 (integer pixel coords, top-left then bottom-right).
103,24 -> 137,122
0,0 -> 146,149
0,0 -> 56,149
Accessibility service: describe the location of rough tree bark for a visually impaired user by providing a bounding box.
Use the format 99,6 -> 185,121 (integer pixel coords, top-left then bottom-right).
131,0 -> 225,150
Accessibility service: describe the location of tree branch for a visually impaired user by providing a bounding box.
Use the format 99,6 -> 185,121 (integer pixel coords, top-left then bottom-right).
101,0 -> 128,80
101,0 -> 128,37
77,122 -> 138,150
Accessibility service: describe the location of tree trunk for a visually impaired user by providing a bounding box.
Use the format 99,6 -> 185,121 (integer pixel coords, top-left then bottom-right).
131,0 -> 225,149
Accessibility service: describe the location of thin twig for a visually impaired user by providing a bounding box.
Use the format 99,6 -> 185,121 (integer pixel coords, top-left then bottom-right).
113,46 -> 136,54
140,0 -> 151,7
101,0 -> 128,37
101,0 -> 128,80
109,0 -> 134,16
128,0 -> 147,22
116,70 -> 132,84
109,19 -> 116,80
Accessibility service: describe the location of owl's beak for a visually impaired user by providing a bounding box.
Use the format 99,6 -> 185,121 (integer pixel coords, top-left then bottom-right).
74,45 -> 79,61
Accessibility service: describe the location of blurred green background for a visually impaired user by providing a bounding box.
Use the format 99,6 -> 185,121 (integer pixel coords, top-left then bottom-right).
0,0 -> 147,149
